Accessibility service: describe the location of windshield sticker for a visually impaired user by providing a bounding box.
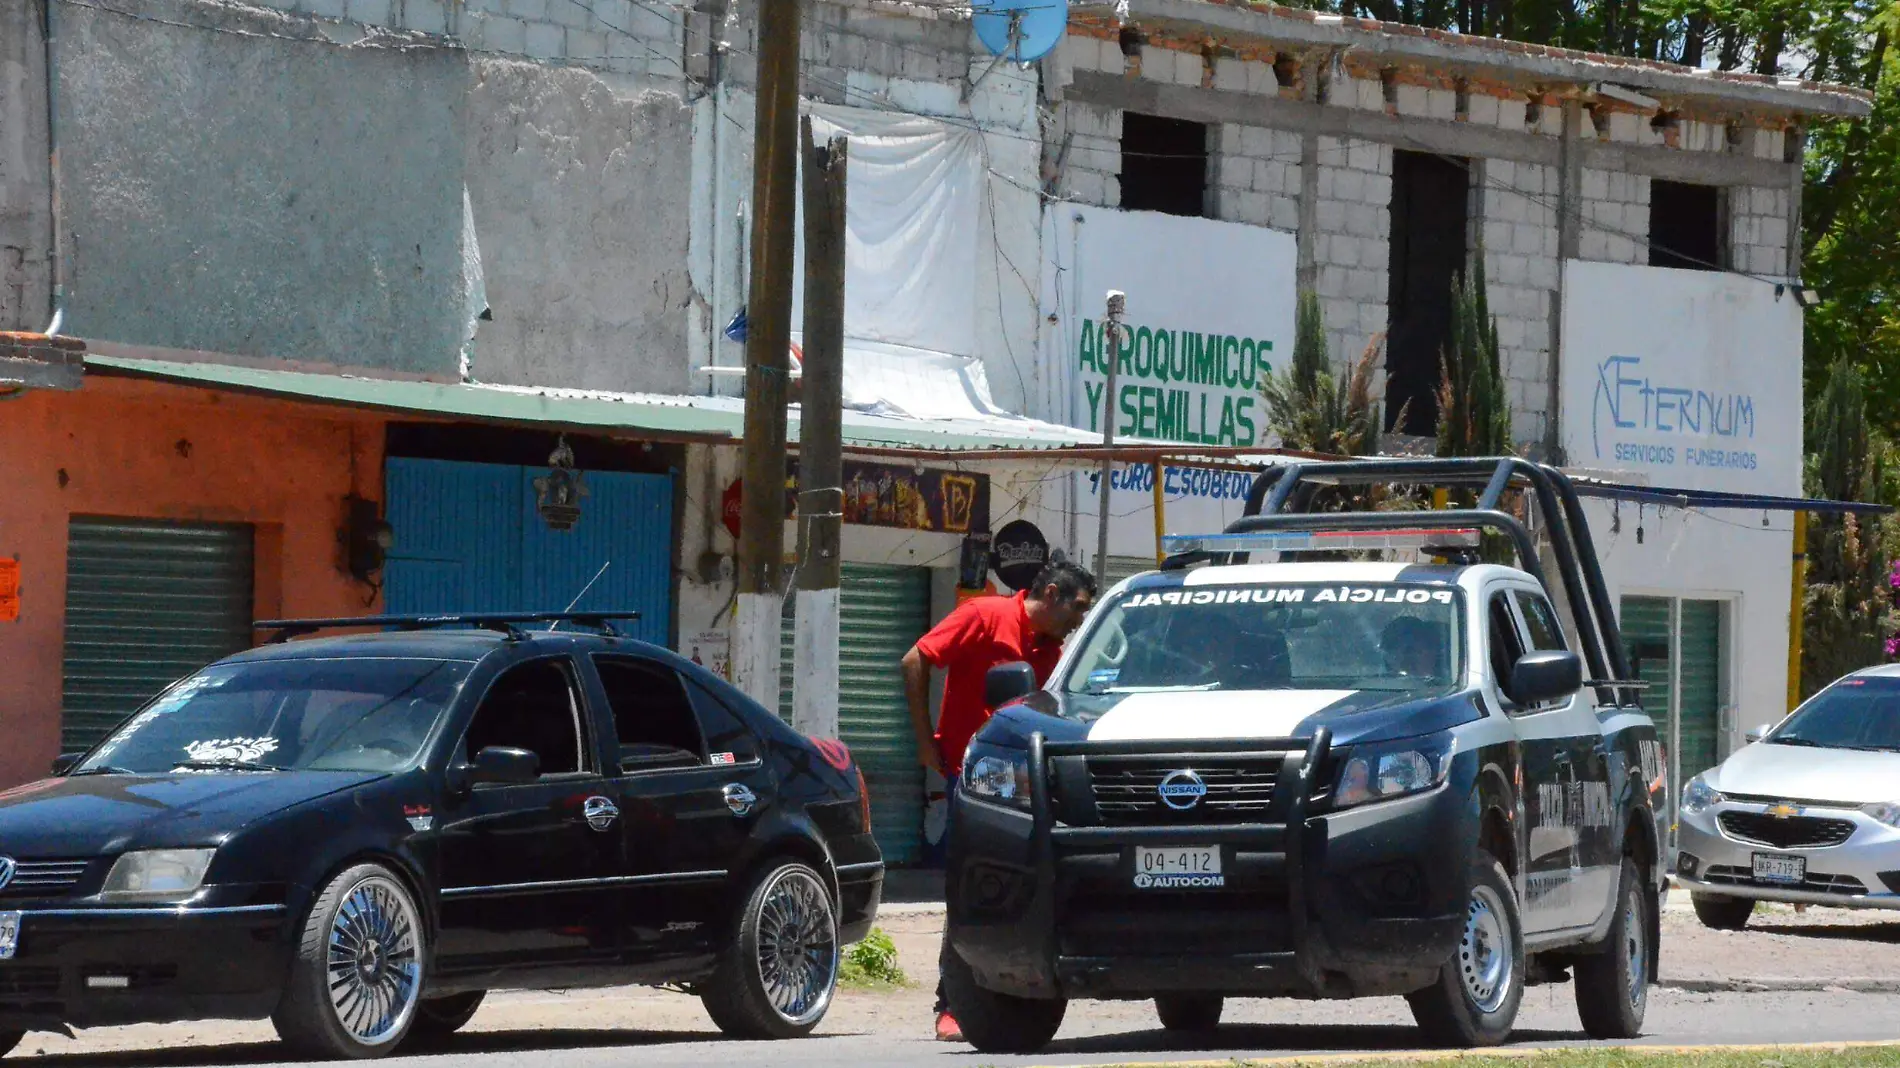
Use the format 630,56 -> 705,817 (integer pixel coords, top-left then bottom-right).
183,737 -> 280,764
710,752 -> 737,767
1088,668 -> 1121,687
1124,586 -> 1451,608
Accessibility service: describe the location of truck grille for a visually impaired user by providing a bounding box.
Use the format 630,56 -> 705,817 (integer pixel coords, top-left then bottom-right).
0,859 -> 91,899
1087,759 -> 1279,825
1718,812 -> 1856,849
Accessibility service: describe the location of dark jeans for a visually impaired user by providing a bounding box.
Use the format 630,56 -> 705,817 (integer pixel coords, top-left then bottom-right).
934,777 -> 959,1015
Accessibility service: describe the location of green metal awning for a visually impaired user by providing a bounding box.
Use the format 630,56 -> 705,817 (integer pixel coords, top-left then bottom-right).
83,353 -> 1096,454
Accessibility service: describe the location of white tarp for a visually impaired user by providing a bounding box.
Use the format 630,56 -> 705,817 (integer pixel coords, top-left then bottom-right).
791,104 -> 982,360
1559,260 -> 1802,496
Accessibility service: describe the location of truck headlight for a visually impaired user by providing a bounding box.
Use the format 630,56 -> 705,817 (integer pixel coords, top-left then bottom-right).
963,747 -> 1032,809
1862,801 -> 1900,828
1334,734 -> 1454,809
1681,774 -> 1724,815
100,849 -> 216,902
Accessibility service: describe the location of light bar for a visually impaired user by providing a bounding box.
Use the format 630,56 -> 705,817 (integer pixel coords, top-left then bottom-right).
1161,528 -> 1483,555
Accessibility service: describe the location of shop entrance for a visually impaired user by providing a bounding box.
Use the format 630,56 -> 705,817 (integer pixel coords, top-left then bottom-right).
1621,594 -> 1729,853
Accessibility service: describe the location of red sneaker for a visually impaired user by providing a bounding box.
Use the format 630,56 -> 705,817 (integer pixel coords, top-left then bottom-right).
934,1012 -> 964,1042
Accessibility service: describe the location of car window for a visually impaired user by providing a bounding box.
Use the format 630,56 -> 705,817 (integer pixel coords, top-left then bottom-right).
1515,591 -> 1568,652
1769,676 -> 1900,751
75,658 -> 470,775
461,658 -> 591,777
594,657 -> 708,772
685,677 -> 761,765
1487,592 -> 1526,696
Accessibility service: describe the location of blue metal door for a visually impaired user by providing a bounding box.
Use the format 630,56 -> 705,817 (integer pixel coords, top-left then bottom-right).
384,458 -> 673,645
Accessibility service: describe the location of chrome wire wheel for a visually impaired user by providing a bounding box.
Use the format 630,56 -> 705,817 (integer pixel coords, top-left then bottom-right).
752,866 -> 838,1026
1459,884 -> 1514,1015
1622,889 -> 1648,1012
324,874 -> 423,1047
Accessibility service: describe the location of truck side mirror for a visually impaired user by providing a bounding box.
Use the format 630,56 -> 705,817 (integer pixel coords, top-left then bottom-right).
463,746 -> 541,786
985,662 -> 1037,709
1507,651 -> 1582,705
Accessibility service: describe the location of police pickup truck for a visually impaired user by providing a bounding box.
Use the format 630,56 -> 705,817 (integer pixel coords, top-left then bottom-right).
944,459 -> 1667,1052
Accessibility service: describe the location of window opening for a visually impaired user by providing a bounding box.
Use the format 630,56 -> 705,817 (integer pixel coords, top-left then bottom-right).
1648,180 -> 1722,271
1386,150 -> 1471,435
463,659 -> 588,776
594,657 -> 707,772
1120,113 -> 1209,217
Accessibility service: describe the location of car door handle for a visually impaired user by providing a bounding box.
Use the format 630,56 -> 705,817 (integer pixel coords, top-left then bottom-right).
723,783 -> 757,817
582,795 -> 620,832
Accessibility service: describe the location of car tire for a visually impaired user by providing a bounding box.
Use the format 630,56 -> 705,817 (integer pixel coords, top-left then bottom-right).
700,860 -> 840,1039
1155,995 -> 1223,1032
1691,892 -> 1754,931
1574,858 -> 1650,1039
941,941 -> 1066,1054
403,991 -> 486,1045
1406,851 -> 1523,1048
273,863 -> 427,1060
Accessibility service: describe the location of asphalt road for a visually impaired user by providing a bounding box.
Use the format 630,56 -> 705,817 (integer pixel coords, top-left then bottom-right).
10,986 -> 1900,1068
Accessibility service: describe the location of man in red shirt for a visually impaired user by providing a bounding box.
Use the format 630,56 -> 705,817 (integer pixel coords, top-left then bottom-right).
901,559 -> 1096,1041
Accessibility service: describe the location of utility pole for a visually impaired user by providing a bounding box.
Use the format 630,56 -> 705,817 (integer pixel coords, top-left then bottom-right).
1093,291 -> 1125,590
793,117 -> 847,738
733,0 -> 803,708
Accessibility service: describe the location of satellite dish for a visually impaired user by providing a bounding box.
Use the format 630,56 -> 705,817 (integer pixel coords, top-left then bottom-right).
972,0 -> 1068,63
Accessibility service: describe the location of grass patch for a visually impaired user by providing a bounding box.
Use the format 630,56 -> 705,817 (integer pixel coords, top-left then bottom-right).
839,927 -> 908,990
1212,1046 -> 1900,1068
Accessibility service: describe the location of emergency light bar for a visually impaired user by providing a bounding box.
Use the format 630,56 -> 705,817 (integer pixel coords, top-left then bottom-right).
1161,528 -> 1483,556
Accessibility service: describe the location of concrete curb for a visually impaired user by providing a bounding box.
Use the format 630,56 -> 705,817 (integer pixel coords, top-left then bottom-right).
1034,1039 -> 1900,1068
1658,976 -> 1900,994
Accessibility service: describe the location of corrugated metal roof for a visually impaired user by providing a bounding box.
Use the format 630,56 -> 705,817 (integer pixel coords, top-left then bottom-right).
82,354 -> 1100,453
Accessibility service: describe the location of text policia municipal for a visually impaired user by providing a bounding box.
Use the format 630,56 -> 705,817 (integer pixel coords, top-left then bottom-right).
1078,318 -> 1270,448
1122,587 -> 1457,608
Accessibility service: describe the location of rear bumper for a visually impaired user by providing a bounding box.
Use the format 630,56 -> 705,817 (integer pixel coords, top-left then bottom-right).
836,860 -> 885,945
0,904 -> 292,1030
947,732 -> 1469,1001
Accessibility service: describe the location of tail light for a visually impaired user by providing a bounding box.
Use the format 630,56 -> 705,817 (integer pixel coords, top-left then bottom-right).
857,766 -> 872,833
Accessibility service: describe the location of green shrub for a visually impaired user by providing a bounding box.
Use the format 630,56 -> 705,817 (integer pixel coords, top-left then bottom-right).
839,927 -> 906,988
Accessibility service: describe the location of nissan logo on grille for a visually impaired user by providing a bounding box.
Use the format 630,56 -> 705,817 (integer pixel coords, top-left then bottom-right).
1157,770 -> 1207,810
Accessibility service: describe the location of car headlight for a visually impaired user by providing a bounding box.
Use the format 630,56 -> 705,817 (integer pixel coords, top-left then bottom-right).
963,747 -> 1032,809
1333,733 -> 1455,809
1862,801 -> 1900,828
1681,774 -> 1724,815
100,849 -> 216,902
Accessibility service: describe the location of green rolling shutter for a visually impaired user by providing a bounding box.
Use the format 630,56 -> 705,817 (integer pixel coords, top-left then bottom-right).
782,564 -> 931,864
1620,596 -> 1674,742
60,518 -> 256,752
1678,600 -> 1724,780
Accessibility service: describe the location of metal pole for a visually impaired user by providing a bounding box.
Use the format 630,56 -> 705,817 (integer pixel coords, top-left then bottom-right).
1094,291 -> 1125,589
1787,509 -> 1807,710
733,0 -> 802,708
1152,455 -> 1167,567
793,119 -> 847,738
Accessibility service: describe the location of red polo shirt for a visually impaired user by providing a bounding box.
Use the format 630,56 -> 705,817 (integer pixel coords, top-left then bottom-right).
915,591 -> 1064,776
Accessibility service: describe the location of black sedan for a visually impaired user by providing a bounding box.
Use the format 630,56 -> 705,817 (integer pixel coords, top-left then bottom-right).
0,613 -> 883,1058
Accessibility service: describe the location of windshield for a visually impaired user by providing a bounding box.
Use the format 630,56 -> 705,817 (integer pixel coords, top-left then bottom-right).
75,658 -> 473,775
1062,582 -> 1464,702
1768,676 -> 1900,752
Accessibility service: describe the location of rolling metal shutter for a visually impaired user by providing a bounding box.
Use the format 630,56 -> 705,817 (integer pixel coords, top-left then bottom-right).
782,564 -> 930,864
1677,600 -> 1724,780
60,518 -> 255,751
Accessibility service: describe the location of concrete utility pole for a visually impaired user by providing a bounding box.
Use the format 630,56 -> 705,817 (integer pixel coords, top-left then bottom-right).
733,0 -> 803,708
793,117 -> 847,739
1093,290 -> 1126,590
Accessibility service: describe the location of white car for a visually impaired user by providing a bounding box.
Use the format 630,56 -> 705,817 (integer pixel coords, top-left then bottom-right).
1675,665 -> 1900,928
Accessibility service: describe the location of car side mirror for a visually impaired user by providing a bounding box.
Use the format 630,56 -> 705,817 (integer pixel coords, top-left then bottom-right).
1745,723 -> 1773,744
464,746 -> 540,786
1506,650 -> 1582,705
985,661 -> 1037,709
50,753 -> 83,777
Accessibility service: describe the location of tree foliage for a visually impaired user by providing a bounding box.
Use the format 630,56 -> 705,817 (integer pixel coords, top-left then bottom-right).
1260,291 -> 1387,457
1801,358 -> 1895,696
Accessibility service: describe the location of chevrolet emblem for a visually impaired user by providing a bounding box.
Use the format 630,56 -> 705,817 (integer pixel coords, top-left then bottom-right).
1766,802 -> 1802,819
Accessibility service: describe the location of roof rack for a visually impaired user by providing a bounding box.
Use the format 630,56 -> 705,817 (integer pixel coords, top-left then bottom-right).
1162,457 -> 1641,708
253,612 -> 642,643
